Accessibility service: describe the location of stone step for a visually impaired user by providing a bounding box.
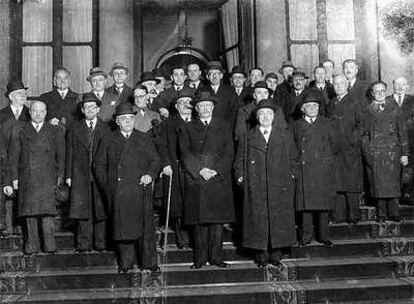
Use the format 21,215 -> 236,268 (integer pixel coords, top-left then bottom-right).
2,256 -> 413,293
5,277 -> 414,303
2,238 -> 414,273
3,219 -> 414,253
400,205 -> 414,219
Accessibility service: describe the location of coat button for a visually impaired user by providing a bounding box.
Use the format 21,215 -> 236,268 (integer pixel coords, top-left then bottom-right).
302,150 -> 305,153
117,177 -> 121,182
302,161 -> 306,165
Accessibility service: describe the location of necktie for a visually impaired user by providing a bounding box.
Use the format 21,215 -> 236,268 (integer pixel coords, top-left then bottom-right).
14,108 -> 20,120
319,86 -> 323,91
398,95 -> 402,106
89,121 -> 94,131
347,83 -> 352,92
35,124 -> 40,132
263,129 -> 269,143
96,92 -> 102,100
115,87 -> 121,95
125,133 -> 129,139
309,118 -> 314,124
204,120 -> 209,127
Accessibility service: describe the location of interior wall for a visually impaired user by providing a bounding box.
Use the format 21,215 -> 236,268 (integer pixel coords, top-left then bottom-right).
141,7 -> 219,73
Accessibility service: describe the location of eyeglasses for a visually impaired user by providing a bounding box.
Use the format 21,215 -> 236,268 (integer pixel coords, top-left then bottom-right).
373,90 -> 386,95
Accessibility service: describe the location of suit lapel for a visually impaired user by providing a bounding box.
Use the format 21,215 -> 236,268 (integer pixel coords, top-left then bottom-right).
248,127 -> 267,153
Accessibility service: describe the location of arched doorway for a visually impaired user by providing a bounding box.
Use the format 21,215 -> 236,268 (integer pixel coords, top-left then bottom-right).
155,47 -> 210,75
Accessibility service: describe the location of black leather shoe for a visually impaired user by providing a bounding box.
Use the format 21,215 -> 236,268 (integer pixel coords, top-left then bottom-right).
317,240 -> 334,247
190,263 -> 204,269
210,261 -> 230,268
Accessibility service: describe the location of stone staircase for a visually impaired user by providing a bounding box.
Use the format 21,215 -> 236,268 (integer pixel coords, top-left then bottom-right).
1,204 -> 414,304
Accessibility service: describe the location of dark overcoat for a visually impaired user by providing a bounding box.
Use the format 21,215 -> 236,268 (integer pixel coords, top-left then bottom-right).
327,94 -> 364,192
348,78 -> 370,106
277,90 -> 304,124
361,101 -> 409,198
93,129 -> 160,240
273,80 -> 293,104
40,88 -> 80,128
233,86 -> 253,108
234,126 -> 298,250
106,84 -> 134,105
88,91 -> 120,129
65,119 -> 111,219
179,118 -> 235,225
292,117 -> 338,211
9,122 -> 65,217
0,105 -> 31,145
205,84 -> 238,125
156,114 -> 189,218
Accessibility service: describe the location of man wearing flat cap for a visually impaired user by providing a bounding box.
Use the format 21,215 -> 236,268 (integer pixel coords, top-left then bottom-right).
94,102 -> 160,272
234,99 -> 298,268
273,60 -> 295,103
292,88 -> 339,248
230,66 -> 250,108
0,79 -> 31,236
106,62 -> 134,105
86,67 -> 118,128
204,61 -> 238,125
40,67 -> 80,130
9,100 -> 65,255
155,88 -> 195,249
65,93 -> 111,252
179,91 -> 235,269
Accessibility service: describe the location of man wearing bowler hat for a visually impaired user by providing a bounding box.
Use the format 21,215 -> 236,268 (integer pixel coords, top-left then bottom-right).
137,71 -> 162,112
292,88 -> 338,247
179,90 -> 235,269
40,67 -> 80,130
94,102 -> 160,272
9,100 -> 65,255
66,93 -> 111,252
0,79 -> 31,236
86,67 -> 118,128
106,62 -> 134,105
204,61 -> 238,125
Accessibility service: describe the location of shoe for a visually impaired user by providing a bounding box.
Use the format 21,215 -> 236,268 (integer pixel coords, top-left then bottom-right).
45,249 -> 58,255
210,261 -> 230,268
298,240 -> 311,247
317,240 -> 334,247
118,267 -> 132,274
190,263 -> 205,269
24,251 -> 38,257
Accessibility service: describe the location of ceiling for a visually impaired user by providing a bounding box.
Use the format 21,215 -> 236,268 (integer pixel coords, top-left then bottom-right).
140,0 -> 229,9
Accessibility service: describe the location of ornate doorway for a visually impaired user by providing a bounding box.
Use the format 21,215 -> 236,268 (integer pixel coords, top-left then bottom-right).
156,47 -> 210,74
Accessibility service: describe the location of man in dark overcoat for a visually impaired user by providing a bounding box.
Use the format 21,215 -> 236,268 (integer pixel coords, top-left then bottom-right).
39,67 -> 80,130
342,59 -> 370,106
327,74 -> 364,224
308,65 -> 335,114
386,76 -> 414,204
230,66 -> 250,108
0,126 -> 13,233
292,89 -> 338,247
361,81 -> 409,222
0,80 -> 31,236
234,99 -> 298,268
156,88 -> 194,249
86,67 -> 119,129
65,93 -> 111,252
105,62 -> 134,105
273,60 -> 295,103
94,102 -> 160,272
9,100 -> 65,255
204,61 -> 238,125
179,91 -> 235,269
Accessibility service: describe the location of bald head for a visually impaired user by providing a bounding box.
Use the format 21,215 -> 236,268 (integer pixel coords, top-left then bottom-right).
393,76 -> 409,96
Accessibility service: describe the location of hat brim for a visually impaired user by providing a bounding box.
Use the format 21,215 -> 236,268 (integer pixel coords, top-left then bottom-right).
278,65 -> 295,74
5,86 -> 29,98
205,67 -> 226,74
138,78 -> 161,85
87,72 -> 108,82
230,71 -> 247,77
109,66 -> 129,76
192,98 -> 218,106
80,99 -> 102,107
115,110 -> 137,117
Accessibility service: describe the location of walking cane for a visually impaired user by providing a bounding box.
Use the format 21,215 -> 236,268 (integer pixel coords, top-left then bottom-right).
163,174 -> 173,256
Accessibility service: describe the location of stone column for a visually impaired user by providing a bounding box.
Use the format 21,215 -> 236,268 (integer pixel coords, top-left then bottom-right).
0,1 -> 10,109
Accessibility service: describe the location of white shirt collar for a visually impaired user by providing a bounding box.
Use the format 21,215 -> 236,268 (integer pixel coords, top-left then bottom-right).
31,121 -> 44,132
85,117 -> 98,129
305,116 -> 317,123
393,93 -> 405,101
10,104 -> 23,111
349,78 -> 356,87
259,126 -> 272,133
180,114 -> 191,122
57,88 -> 69,96
121,130 -> 132,138
174,85 -> 184,91
200,117 -> 212,125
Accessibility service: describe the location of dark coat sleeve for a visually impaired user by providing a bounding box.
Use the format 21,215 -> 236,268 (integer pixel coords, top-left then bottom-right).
55,128 -> 65,179
65,126 -> 74,179
210,124 -> 233,176
179,125 -> 202,180
8,124 -> 23,182
93,137 -> 109,190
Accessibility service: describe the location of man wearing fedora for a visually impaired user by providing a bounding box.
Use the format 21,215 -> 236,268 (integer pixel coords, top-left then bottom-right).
230,66 -> 250,108
234,99 -> 297,268
137,71 -> 162,112
156,88 -> 195,249
292,88 -> 338,247
0,79 -> 31,236
9,100 -> 65,255
278,68 -> 309,124
86,67 -> 118,128
94,102 -> 160,272
105,62 -> 134,105
65,93 -> 111,252
179,91 -> 235,269
204,61 -> 238,125
274,60 -> 295,103
39,67 -> 80,130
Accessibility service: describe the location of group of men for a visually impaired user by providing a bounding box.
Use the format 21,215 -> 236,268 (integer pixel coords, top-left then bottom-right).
0,57 -> 412,271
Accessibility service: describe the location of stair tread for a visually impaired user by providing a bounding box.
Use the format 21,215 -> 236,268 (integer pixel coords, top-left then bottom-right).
9,277 -> 414,302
